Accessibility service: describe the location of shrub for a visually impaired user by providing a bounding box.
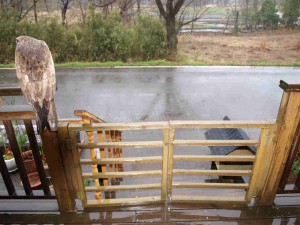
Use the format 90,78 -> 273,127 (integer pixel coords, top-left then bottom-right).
131,15 -> 167,60
0,9 -> 167,63
259,0 -> 279,29
282,0 -> 300,28
0,7 -> 19,63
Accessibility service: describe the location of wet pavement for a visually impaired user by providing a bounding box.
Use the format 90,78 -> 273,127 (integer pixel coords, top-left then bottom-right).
1,66 -> 300,122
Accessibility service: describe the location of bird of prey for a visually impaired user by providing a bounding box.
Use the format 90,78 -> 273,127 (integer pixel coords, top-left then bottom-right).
15,36 -> 57,133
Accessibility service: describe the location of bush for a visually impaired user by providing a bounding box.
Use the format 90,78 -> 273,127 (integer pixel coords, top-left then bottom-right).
259,0 -> 279,29
0,8 -> 167,64
0,7 -> 19,63
131,15 -> 167,60
283,0 -> 300,28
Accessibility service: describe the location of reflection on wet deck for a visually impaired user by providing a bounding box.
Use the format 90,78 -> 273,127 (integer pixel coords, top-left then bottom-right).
1,194 -> 300,224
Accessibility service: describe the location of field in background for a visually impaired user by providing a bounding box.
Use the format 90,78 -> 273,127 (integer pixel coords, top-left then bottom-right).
178,29 -> 300,65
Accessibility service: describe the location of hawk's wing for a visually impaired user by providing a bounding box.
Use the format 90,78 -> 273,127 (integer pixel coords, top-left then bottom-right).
15,41 -> 56,107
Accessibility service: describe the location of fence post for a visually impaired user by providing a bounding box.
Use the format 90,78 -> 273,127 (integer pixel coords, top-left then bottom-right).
41,128 -> 76,212
256,80 -> 300,205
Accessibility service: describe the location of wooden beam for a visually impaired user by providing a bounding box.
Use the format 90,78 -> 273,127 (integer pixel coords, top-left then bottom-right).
56,123 -> 79,203
174,155 -> 256,162
86,196 -> 161,207
74,110 -> 106,123
161,128 -> 169,201
170,120 -> 275,129
3,120 -> 32,196
173,140 -> 259,146
82,170 -> 162,178
0,106 -> 35,120
78,141 -> 164,148
40,130 -> 75,212
24,120 -> 50,196
0,84 -> 22,96
85,184 -> 161,192
257,89 -> 300,205
173,182 -> 249,189
69,122 -> 170,131
173,169 -> 252,176
80,156 -> 162,165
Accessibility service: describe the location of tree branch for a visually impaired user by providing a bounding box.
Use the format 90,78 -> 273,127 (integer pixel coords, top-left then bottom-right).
19,4 -> 35,20
179,0 -> 221,28
93,0 -> 117,8
155,0 -> 166,19
174,0 -> 185,15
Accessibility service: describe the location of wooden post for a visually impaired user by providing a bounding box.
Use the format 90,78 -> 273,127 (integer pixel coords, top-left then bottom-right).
256,80 -> 300,205
41,129 -> 75,212
57,122 -> 79,201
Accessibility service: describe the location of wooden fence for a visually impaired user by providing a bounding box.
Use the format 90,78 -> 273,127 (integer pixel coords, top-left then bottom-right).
66,120 -> 275,208
0,105 -> 53,199
1,80 -> 300,211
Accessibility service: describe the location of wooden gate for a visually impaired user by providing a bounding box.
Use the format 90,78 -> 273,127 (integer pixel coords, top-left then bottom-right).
60,80 -> 300,209
66,120 -> 275,208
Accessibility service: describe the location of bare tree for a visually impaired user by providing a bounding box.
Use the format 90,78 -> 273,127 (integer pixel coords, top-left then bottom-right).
118,0 -> 135,22
155,0 -> 218,57
137,0 -> 140,14
60,0 -> 72,26
33,0 -> 38,23
91,0 -> 116,17
155,0 -> 185,57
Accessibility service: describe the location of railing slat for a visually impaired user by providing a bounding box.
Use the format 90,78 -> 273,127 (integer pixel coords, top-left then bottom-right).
173,140 -> 259,146
68,120 -> 274,131
78,141 -> 164,148
170,120 -> 275,129
0,148 -> 17,196
80,156 -> 162,165
0,106 -> 35,121
174,155 -> 256,162
3,120 -> 32,196
85,183 -> 161,192
172,182 -> 249,189
173,169 -> 252,176
24,120 -> 51,196
86,196 -> 161,207
82,170 -> 162,178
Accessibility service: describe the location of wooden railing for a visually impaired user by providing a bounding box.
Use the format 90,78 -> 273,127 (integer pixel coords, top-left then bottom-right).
0,105 -> 53,199
66,120 -> 274,207
1,80 -> 300,211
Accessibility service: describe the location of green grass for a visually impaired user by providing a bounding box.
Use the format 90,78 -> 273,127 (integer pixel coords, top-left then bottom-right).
0,64 -> 14,68
0,60 -> 299,68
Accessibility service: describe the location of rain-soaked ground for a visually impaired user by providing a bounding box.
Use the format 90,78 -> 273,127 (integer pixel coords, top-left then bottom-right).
0,67 -> 300,224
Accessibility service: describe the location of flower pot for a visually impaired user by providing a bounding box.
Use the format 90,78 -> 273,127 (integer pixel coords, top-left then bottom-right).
22,150 -> 37,174
21,172 -> 41,188
23,159 -> 37,174
5,157 -> 18,173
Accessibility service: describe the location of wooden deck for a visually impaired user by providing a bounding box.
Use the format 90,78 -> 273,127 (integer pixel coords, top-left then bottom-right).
0,194 -> 300,224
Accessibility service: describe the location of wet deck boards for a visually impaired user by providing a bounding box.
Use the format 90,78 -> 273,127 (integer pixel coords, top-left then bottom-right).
0,195 -> 300,224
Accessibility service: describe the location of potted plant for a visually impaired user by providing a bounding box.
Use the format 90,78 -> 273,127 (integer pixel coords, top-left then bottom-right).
3,147 -> 18,173
1,128 -> 17,173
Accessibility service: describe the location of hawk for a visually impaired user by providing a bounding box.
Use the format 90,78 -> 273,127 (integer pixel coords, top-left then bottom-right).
15,36 -> 57,133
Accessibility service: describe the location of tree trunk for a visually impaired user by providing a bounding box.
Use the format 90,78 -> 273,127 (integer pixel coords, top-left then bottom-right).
137,0 -> 140,14
33,0 -> 38,23
166,14 -> 178,58
61,0 -> 69,26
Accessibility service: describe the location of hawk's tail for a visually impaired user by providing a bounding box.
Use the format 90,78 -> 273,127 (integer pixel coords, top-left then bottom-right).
34,100 -> 57,133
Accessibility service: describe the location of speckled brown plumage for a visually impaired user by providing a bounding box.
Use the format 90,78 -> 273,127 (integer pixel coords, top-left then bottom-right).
15,36 -> 57,132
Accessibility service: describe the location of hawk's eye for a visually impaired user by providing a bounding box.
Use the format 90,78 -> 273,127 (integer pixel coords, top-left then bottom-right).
16,39 -> 19,44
